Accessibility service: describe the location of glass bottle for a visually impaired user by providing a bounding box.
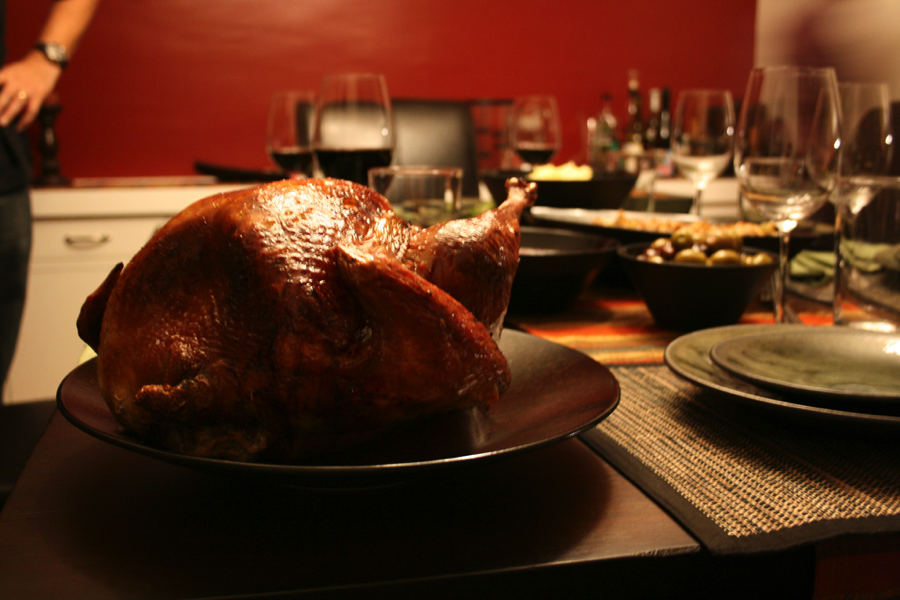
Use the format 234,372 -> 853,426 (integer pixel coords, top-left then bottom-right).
589,93 -> 619,173
624,70 -> 645,148
657,88 -> 672,150
645,88 -> 662,149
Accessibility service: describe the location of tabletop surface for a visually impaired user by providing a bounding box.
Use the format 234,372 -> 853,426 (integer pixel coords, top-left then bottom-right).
0,412 -> 711,599
1,277 -> 896,599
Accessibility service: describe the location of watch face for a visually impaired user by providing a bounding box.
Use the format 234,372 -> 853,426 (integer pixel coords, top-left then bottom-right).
39,43 -> 68,65
46,46 -> 64,61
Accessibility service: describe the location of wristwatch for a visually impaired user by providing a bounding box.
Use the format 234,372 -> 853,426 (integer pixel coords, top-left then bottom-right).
34,42 -> 69,70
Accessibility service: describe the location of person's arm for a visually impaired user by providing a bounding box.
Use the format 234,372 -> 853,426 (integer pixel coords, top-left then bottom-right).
0,0 -> 100,130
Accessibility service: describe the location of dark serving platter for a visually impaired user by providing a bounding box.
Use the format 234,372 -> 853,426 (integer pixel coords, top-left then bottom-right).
530,206 -> 833,258
58,330 -> 620,489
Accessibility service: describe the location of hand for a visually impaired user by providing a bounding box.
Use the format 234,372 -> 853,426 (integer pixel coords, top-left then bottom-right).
0,51 -> 62,131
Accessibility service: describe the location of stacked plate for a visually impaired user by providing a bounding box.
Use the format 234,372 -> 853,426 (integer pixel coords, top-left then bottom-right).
665,324 -> 900,427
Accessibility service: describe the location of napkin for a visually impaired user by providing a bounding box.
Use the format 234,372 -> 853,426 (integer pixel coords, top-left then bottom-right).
790,250 -> 835,283
790,243 -> 900,285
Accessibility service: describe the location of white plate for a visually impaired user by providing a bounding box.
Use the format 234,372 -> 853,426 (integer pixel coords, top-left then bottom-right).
709,327 -> 900,403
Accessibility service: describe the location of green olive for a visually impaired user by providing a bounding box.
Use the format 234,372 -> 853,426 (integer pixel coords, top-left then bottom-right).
705,231 -> 743,253
670,229 -> 695,251
673,248 -> 708,264
646,254 -> 665,264
745,252 -> 775,265
707,249 -> 742,265
649,237 -> 670,250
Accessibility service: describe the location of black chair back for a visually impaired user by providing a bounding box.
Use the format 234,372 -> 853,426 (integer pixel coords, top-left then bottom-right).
391,99 -> 480,197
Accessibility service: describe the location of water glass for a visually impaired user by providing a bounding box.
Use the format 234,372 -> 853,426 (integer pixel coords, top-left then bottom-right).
834,177 -> 900,332
368,166 -> 463,227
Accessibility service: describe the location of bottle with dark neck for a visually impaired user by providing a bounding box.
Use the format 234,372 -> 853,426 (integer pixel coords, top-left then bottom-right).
645,88 -> 662,149
657,87 -> 672,150
588,93 -> 619,172
624,69 -> 645,148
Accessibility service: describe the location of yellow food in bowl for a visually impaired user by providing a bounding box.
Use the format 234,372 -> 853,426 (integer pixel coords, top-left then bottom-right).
529,161 -> 593,181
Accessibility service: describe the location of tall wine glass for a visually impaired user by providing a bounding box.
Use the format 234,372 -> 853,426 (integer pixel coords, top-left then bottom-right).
836,81 -> 893,215
266,91 -> 317,179
671,89 -> 735,216
313,73 -> 394,185
509,95 -> 562,167
734,66 -> 842,323
833,82 -> 893,326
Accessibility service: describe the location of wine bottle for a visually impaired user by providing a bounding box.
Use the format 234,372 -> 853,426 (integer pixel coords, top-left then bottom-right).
589,93 -> 619,173
624,70 -> 645,148
657,88 -> 672,150
645,88 -> 662,149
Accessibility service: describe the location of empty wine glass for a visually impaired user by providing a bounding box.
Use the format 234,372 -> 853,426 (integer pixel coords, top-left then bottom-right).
833,82 -> 894,327
671,89 -> 735,216
313,73 -> 394,185
509,95 -> 562,167
836,81 -> 893,215
734,66 -> 842,324
266,91 -> 317,179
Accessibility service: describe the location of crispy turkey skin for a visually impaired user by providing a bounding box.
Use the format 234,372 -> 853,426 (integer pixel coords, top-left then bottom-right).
77,177 -> 535,462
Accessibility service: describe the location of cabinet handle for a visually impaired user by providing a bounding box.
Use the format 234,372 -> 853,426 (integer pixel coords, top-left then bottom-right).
64,233 -> 111,248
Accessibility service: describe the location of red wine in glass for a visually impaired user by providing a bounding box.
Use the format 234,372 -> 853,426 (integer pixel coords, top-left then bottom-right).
515,143 -> 557,165
315,148 -> 393,186
267,90 -> 316,178
313,74 -> 395,186
269,147 -> 314,177
510,95 -> 562,167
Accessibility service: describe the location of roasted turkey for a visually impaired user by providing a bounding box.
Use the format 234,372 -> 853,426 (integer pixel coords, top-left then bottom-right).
77,177 -> 536,462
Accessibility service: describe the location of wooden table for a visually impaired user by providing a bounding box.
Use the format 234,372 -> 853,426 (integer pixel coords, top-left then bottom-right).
9,285 -> 897,599
0,407 -> 818,599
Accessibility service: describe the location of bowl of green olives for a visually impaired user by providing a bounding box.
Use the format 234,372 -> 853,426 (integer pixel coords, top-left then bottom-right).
616,234 -> 777,331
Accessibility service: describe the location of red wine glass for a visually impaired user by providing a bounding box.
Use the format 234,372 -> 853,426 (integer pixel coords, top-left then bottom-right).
313,73 -> 395,185
509,95 -> 562,167
266,90 -> 316,178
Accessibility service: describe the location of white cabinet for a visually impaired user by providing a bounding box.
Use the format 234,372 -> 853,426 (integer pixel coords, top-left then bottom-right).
3,182 -> 247,404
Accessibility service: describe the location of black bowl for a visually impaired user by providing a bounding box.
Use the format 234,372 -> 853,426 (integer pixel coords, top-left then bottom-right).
481,169 -> 638,210
616,242 -> 778,331
508,227 -> 618,315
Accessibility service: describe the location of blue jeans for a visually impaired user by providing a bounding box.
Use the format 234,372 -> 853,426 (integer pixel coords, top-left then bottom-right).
0,189 -> 31,401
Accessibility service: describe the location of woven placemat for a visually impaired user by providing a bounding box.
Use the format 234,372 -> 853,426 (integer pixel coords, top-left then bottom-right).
582,365 -> 900,554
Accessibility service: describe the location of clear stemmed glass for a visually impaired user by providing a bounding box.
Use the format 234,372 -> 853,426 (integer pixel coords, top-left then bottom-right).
509,95 -> 562,167
312,73 -> 394,185
833,81 -> 894,326
734,66 -> 842,324
266,91 -> 317,179
671,89 -> 735,216
835,81 -> 893,214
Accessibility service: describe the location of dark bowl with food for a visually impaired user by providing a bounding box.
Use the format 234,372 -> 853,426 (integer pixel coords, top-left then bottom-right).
509,227 -> 619,315
616,242 -> 778,331
481,169 -> 638,210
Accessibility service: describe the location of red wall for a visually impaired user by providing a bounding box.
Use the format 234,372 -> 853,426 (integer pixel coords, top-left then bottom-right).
7,0 -> 757,180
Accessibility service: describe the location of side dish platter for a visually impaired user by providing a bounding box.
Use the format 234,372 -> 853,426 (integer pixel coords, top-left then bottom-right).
530,206 -> 833,256
58,330 -> 620,489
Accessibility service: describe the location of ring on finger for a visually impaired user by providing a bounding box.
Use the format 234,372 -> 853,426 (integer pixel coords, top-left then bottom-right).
17,90 -> 28,101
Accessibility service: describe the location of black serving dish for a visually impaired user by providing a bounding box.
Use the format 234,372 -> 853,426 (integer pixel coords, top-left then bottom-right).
481,169 -> 638,210
508,226 -> 619,315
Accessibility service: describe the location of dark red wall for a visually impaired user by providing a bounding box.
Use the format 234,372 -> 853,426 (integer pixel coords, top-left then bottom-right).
7,0 -> 757,179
